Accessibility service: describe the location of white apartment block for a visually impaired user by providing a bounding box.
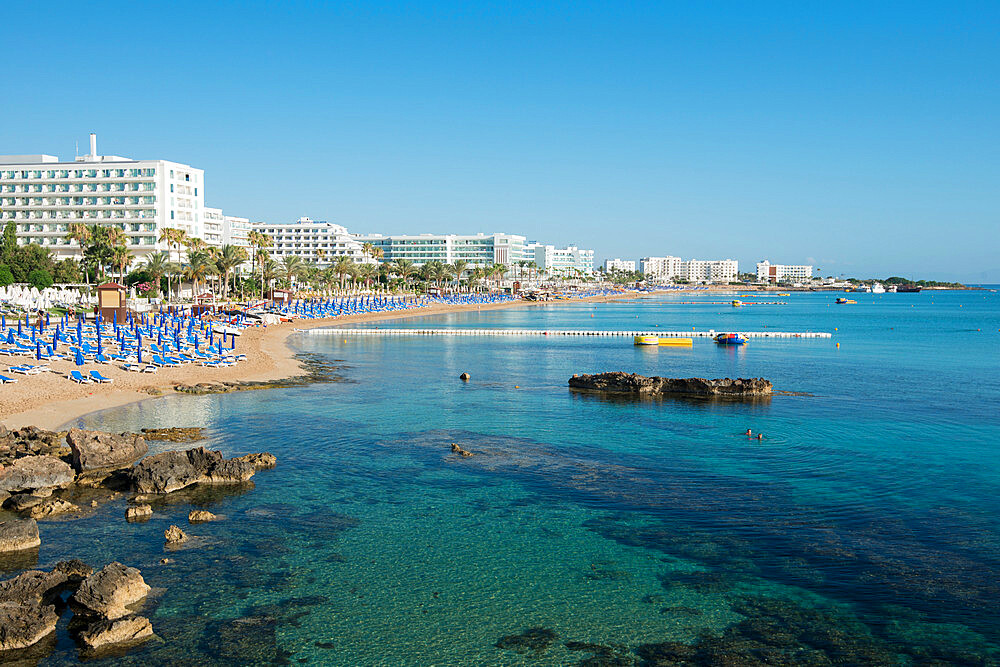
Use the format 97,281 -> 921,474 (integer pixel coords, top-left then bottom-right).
0,134 -> 204,262
527,243 -> 594,276
257,217 -> 370,266
223,215 -> 252,249
756,260 -> 813,283
603,258 -> 636,272
641,256 -> 737,283
641,256 -> 683,281
354,232 -> 529,268
203,207 -> 225,247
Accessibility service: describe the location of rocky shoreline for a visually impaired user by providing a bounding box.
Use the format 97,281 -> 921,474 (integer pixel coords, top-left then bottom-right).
0,425 -> 276,660
568,372 -> 773,398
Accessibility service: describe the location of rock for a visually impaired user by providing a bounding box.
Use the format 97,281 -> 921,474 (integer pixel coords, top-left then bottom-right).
78,615 -> 153,650
450,443 -> 474,457
0,600 -> 58,652
125,504 -> 153,522
188,510 -> 217,523
128,447 -> 256,494
0,490 -> 8,506
54,559 -> 93,584
0,519 -> 40,552
568,372 -> 773,398
72,562 -> 151,620
4,492 -> 48,512
460,372 -> 471,381
0,455 -> 75,493
66,428 -> 148,474
164,525 -> 188,544
233,452 -> 277,470
0,569 -> 68,604
26,498 -> 79,520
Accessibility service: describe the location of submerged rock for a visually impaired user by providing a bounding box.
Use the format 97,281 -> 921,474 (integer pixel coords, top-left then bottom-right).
164,525 -> 188,545
66,429 -> 148,475
188,510 -> 217,523
0,455 -> 75,493
450,443 -> 474,457
78,614 -> 153,650
0,519 -> 41,552
495,627 -> 559,655
139,427 -> 206,442
72,562 -> 151,620
233,452 -> 277,470
568,372 -> 773,398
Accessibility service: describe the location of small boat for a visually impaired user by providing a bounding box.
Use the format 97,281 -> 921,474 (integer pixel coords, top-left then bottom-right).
777,293 -> 790,296
871,283 -> 885,294
714,333 -> 747,345
836,297 -> 857,304
897,284 -> 922,293
731,300 -> 743,307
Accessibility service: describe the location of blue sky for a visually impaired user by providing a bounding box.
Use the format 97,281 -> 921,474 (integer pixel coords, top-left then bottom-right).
4,1 -> 998,281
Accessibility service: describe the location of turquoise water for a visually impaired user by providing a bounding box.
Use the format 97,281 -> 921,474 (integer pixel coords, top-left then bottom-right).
11,289 -> 1000,664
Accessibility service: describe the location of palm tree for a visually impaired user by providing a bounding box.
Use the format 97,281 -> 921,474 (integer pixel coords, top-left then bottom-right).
315,248 -> 327,267
490,263 -> 507,290
158,227 -> 187,301
140,251 -> 171,298
419,261 -> 437,285
280,255 -> 305,289
433,261 -> 453,287
184,250 -> 216,300
392,259 -> 415,287
214,245 -> 248,300
262,256 -> 278,294
332,256 -> 355,290
248,231 -> 272,298
469,267 -> 485,292
451,260 -> 469,291
355,263 -> 376,291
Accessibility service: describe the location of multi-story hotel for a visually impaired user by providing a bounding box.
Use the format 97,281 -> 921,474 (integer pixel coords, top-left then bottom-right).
527,243 -> 595,276
756,260 -> 813,283
256,217 -> 370,266
603,258 -> 636,272
0,134 -> 205,261
223,215 -> 252,249
353,232 -> 529,268
641,256 -> 738,283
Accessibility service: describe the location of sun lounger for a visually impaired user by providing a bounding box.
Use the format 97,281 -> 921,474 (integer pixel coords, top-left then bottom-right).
69,370 -> 93,384
89,370 -> 113,383
0,374 -> 17,383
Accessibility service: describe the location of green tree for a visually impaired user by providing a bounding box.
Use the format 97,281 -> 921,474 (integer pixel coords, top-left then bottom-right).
140,251 -> 172,298
28,268 -> 53,289
0,265 -> 13,287
214,245 -> 248,299
184,250 -> 217,299
53,259 -> 82,284
2,222 -> 17,264
280,255 -> 305,288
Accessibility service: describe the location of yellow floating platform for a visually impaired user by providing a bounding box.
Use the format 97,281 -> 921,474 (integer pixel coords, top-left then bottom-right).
634,335 -> 659,345
659,337 -> 693,346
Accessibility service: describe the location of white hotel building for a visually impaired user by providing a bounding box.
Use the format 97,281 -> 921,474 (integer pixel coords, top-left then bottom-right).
256,217 -> 370,266
527,243 -> 594,276
756,260 -> 813,283
604,258 -> 636,272
641,256 -> 738,283
0,134 -> 205,261
354,232 -> 529,268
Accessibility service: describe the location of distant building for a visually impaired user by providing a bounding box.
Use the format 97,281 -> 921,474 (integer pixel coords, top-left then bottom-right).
0,133 -> 204,261
756,260 -> 813,283
257,217 -> 370,266
604,258 -> 636,272
203,207 -> 226,247
641,256 -> 683,281
223,215 -> 251,249
528,243 -> 595,276
640,256 -> 737,283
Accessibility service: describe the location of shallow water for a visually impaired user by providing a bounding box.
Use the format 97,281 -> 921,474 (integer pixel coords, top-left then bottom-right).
11,288 -> 1000,664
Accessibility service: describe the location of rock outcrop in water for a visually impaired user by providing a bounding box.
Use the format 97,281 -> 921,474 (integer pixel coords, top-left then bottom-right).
128,447 -> 257,494
568,372 -> 772,398
0,519 -> 41,553
67,429 -> 148,475
0,455 -> 75,493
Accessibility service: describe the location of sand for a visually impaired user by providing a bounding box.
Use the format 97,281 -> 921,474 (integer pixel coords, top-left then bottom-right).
1,293 -> 648,430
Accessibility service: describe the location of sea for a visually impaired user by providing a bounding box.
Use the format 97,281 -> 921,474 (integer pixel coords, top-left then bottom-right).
10,287 -> 1000,665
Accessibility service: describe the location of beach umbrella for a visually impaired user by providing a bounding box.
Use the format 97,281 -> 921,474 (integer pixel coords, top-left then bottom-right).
1,314 -> 4,329
76,318 -> 82,343
36,342 -> 41,360
5,330 -> 12,344
18,317 -> 22,337
45,313 -> 50,327
158,329 -> 162,347
75,348 -> 84,366
52,329 -> 58,350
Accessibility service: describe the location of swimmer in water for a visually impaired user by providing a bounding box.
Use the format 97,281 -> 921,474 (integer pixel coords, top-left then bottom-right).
745,429 -> 752,437
757,434 -> 763,440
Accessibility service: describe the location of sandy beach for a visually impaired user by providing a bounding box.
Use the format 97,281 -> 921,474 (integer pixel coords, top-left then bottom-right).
1,292 -> 649,430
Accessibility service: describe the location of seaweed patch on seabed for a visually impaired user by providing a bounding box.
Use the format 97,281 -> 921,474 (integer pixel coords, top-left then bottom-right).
381,429 -> 1000,659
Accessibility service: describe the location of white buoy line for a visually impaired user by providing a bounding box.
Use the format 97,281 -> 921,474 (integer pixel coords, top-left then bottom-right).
296,328 -> 832,339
